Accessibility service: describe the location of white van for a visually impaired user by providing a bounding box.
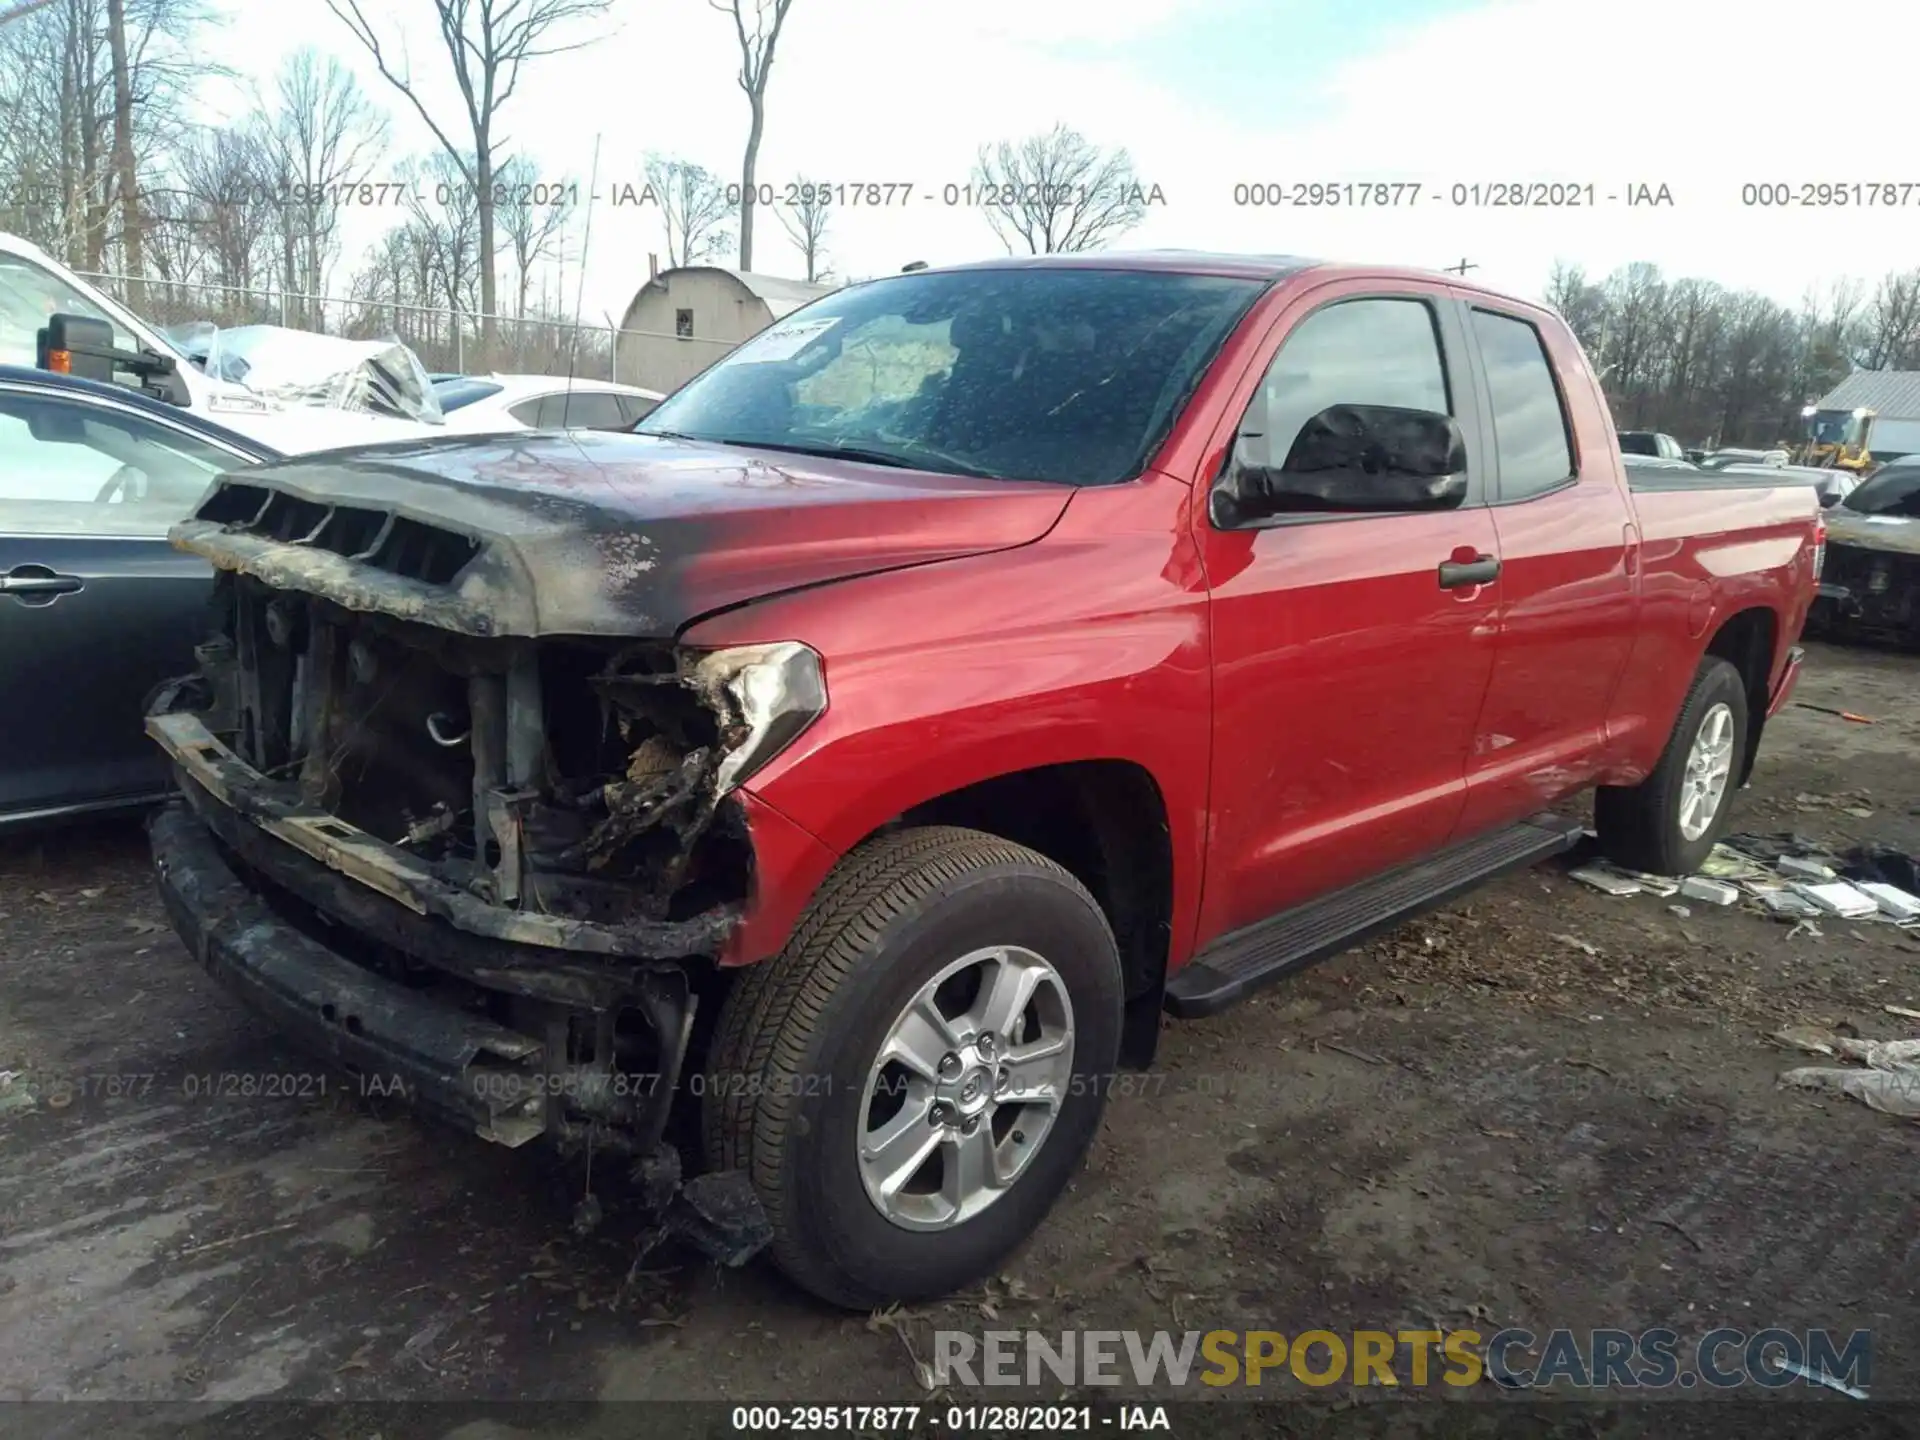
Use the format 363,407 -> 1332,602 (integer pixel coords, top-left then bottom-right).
0,232 -> 445,450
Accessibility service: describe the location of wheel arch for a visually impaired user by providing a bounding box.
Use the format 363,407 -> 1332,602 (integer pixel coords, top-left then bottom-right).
1703,605 -> 1777,785
893,760 -> 1175,1069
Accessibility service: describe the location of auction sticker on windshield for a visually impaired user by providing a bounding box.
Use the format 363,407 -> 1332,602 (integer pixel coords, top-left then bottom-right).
736,316 -> 839,362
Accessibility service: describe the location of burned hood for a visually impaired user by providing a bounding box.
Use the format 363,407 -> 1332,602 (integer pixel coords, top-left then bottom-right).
170,431 -> 1073,637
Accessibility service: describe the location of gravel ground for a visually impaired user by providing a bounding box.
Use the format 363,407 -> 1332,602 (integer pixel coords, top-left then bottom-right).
2,640 -> 1916,1430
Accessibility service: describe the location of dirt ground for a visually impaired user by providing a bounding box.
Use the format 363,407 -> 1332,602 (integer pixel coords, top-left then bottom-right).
2,640 -> 1917,1428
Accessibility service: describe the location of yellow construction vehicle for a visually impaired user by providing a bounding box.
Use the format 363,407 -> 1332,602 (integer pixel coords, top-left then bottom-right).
1795,405 -> 1877,470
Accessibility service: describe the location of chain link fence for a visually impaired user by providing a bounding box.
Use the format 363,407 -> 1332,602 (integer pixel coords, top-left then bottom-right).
75,271 -> 737,386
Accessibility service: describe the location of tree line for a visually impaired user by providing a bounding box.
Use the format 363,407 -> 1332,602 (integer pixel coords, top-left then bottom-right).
0,0 -> 1155,368
1547,261 -> 1920,449
5,0 -> 1910,417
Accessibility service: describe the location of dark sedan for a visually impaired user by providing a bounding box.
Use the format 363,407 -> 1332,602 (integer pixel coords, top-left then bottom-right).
0,366 -> 279,828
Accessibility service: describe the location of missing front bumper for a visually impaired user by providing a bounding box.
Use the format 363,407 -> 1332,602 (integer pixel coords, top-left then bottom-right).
149,802 -> 551,1146
150,802 -> 776,1266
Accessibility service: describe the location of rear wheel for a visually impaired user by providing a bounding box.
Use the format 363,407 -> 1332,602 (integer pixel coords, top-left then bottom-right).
1595,656 -> 1748,875
704,826 -> 1123,1309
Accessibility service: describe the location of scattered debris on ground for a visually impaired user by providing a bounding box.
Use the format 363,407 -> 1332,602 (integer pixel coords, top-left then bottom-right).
1776,1025 -> 1920,1119
1569,837 -> 1920,929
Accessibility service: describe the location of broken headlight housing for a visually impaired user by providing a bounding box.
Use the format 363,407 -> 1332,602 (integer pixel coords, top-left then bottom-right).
693,641 -> 828,795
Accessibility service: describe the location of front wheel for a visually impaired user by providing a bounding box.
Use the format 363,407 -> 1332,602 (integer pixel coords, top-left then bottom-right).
1595,656 -> 1749,875
704,826 -> 1123,1309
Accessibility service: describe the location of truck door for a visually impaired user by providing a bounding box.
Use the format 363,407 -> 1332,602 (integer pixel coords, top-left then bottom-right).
1452,299 -> 1637,837
1193,282 -> 1502,942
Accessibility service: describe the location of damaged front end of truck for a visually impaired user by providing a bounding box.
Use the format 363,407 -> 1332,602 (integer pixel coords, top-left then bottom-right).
144,465 -> 829,1265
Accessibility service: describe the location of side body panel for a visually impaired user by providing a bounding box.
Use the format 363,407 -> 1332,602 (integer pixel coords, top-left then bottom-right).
1452,290 -> 1639,835
0,533 -> 211,817
1179,276 -> 1504,943
688,472 -> 1215,971
1604,483 -> 1819,780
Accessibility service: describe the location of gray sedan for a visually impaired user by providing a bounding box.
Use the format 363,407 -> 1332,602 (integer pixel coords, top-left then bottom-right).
0,365 -> 279,828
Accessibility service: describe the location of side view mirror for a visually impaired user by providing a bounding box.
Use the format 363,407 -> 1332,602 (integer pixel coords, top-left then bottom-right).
37,314 -> 120,384
36,312 -> 189,407
1215,403 -> 1469,526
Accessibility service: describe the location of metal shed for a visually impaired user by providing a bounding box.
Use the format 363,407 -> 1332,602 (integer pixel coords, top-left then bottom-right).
616,262 -> 837,392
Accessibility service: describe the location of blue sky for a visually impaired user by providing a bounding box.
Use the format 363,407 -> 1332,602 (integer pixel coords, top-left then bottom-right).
1078,0 -> 1474,128
197,0 -> 1920,325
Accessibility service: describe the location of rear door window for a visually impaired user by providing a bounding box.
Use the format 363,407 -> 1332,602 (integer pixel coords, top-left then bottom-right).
545,391 -> 629,430
1471,309 -> 1576,501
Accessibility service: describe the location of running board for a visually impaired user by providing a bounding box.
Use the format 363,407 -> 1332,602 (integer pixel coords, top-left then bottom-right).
1164,813 -> 1585,1019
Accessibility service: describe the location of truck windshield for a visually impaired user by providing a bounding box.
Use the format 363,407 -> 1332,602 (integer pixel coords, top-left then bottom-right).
634,268 -> 1266,485
1843,465 -> 1920,518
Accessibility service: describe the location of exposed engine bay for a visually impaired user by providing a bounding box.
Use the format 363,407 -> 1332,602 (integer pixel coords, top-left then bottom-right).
144,548 -> 790,1169
179,569 -> 757,935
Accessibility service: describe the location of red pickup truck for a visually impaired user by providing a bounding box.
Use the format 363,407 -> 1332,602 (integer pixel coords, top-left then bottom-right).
145,253 -> 1820,1310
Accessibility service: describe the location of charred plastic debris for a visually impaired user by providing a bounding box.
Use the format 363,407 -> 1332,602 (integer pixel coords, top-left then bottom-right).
147,552 -> 780,1262
1567,831 -> 1920,927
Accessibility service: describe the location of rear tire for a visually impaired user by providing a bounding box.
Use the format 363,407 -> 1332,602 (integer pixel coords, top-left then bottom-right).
1595,656 -> 1749,876
704,826 -> 1123,1310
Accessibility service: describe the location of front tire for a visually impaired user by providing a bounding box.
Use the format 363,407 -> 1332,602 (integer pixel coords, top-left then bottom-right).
1595,656 -> 1749,875
704,826 -> 1123,1309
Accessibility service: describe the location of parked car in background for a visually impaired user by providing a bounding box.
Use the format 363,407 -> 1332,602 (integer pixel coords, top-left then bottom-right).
0,365 -> 283,828
1808,455 -> 1920,643
2,234 -> 447,450
1618,430 -> 1686,460
144,252 -> 1819,1309
1700,448 -> 1790,469
431,373 -> 665,434
1706,462 -> 1857,508
1627,455 -> 1856,508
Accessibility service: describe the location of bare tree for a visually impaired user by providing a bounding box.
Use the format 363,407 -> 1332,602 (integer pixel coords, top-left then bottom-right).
708,0 -> 795,271
402,151 -> 483,322
255,47 -> 385,327
0,0 -> 215,268
775,175 -> 831,281
171,124 -> 277,300
1543,262 -> 1603,352
972,124 -> 1148,254
326,0 -> 610,364
1859,270 -> 1920,371
645,154 -> 734,268
105,0 -> 143,306
494,153 -> 574,321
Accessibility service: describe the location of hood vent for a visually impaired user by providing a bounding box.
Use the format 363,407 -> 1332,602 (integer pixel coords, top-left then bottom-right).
195,480 -> 482,586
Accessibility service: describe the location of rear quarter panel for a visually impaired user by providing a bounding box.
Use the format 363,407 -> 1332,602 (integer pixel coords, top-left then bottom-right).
1606,482 -> 1819,781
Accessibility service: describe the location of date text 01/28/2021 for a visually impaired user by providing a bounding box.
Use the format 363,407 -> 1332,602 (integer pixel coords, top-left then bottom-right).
464,1070 -> 1177,1106
1228,181 -> 1674,207
727,1405 -> 1172,1432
